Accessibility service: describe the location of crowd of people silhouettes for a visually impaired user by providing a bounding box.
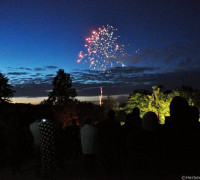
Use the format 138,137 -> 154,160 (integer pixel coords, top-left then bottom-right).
0,96 -> 200,179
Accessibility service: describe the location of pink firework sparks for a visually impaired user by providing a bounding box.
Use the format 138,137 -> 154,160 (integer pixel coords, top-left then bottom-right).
77,25 -> 127,71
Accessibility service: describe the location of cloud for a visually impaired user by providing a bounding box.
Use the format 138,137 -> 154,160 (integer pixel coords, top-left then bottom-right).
30,73 -> 42,77
178,57 -> 199,68
33,66 -> 59,72
129,48 -> 157,65
71,67 -> 160,85
128,42 -> 200,70
45,74 -> 55,77
19,67 -> 32,71
7,72 -> 29,75
10,66 -> 200,98
45,66 -> 58,69
14,83 -> 52,97
5,66 -> 59,72
72,67 -> 200,96
34,68 -> 45,71
110,66 -> 159,74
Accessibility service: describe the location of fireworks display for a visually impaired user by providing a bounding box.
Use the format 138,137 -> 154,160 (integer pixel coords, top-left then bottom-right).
77,25 -> 127,71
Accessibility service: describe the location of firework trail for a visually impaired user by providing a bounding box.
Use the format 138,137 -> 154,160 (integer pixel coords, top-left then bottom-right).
77,25 -> 127,72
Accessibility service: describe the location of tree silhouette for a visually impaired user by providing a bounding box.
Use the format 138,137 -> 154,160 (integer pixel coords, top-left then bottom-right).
0,73 -> 15,103
46,69 -> 77,105
103,95 -> 119,112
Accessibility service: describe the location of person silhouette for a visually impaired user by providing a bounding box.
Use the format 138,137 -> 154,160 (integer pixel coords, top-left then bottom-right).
80,117 -> 97,179
39,118 -> 56,176
163,96 -> 200,177
121,107 -> 142,174
127,111 -> 161,179
65,119 -> 80,161
29,118 -> 41,177
7,115 -> 24,174
189,105 -> 199,128
97,109 -> 122,178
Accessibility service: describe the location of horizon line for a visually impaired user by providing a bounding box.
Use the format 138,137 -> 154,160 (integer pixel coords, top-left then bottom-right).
11,94 -> 129,105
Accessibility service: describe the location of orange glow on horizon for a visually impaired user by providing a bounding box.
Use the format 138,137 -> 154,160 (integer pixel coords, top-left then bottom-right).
11,94 -> 128,105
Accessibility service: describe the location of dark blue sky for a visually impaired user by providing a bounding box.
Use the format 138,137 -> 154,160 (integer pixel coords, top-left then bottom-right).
1,0 -> 200,103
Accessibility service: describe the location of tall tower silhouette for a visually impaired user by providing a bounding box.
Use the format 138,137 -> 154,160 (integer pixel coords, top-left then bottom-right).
99,86 -> 103,106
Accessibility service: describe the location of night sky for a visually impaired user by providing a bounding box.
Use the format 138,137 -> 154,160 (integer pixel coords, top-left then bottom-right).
1,0 -> 200,104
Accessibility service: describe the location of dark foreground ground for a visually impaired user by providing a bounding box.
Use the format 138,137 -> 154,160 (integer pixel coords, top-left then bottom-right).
0,157 -> 189,180
0,158 -> 88,180
0,155 -> 127,180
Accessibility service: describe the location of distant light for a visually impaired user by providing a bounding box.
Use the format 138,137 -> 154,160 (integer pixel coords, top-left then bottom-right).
120,122 -> 125,126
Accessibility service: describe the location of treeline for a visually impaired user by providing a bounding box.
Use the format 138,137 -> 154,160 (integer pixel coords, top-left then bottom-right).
0,70 -> 199,125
